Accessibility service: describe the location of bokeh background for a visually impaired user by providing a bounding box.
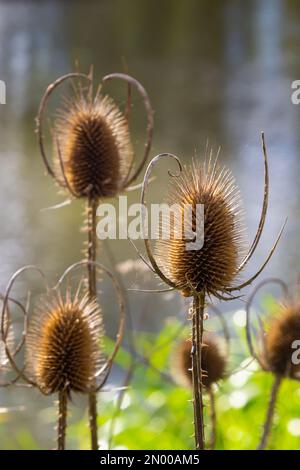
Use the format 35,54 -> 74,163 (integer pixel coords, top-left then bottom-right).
1,0 -> 300,450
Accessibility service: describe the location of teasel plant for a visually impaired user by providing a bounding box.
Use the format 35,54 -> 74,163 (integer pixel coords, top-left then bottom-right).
131,133 -> 286,449
36,67 -> 153,449
0,260 -> 125,450
246,278 -> 300,450
172,304 -> 229,449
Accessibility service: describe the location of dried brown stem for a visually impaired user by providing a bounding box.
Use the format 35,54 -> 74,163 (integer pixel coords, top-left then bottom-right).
257,374 -> 281,450
208,387 -> 217,450
88,392 -> 98,451
57,389 -> 68,450
86,195 -> 99,451
87,196 -> 98,297
191,293 -> 205,450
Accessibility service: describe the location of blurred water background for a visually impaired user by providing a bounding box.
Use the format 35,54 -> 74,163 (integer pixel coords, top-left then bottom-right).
1,0 -> 300,449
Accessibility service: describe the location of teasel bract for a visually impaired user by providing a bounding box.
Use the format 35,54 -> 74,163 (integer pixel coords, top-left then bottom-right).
1,261 -> 125,450
135,134 -> 286,449
36,67 -> 153,449
246,278 -> 300,450
0,293 -> 28,387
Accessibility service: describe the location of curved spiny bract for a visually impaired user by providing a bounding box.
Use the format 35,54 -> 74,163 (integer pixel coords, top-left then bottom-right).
37,71 -> 153,200
155,160 -> 246,298
54,93 -> 133,198
26,291 -> 103,395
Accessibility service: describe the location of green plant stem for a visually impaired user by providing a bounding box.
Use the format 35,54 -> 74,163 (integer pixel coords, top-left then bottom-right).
191,292 -> 205,450
87,195 -> 99,450
257,374 -> 281,450
57,390 -> 68,450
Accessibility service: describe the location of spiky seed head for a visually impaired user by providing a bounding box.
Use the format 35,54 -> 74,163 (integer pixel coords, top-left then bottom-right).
26,291 -> 103,394
54,92 -> 133,198
172,332 -> 226,389
264,303 -> 300,379
155,160 -> 245,297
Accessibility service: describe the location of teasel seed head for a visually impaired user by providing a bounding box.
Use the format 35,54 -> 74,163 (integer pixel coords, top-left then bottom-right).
155,160 -> 246,298
26,291 -> 103,394
263,302 -> 300,379
173,332 -> 226,389
54,92 -> 133,198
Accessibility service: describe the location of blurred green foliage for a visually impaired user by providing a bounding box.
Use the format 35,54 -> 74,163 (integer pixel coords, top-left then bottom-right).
1,303 -> 300,450
70,307 -> 300,450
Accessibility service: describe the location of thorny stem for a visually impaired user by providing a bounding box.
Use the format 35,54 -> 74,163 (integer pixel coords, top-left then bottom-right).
208,387 -> 216,450
57,390 -> 68,450
191,292 -> 205,450
87,195 -> 97,296
86,195 -> 99,450
257,374 -> 281,450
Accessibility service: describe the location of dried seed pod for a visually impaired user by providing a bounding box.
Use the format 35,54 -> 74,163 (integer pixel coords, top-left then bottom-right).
173,332 -> 226,389
37,71 -> 153,204
155,160 -> 246,297
263,303 -> 300,379
54,93 -> 133,198
26,291 -> 103,395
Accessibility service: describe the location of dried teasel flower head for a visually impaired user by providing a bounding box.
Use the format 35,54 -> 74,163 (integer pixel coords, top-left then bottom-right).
155,159 -> 246,298
26,290 -> 103,395
247,279 -> 300,380
172,332 -> 226,389
264,303 -> 300,379
53,90 -> 133,198
37,70 -> 153,199
139,137 -> 286,302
